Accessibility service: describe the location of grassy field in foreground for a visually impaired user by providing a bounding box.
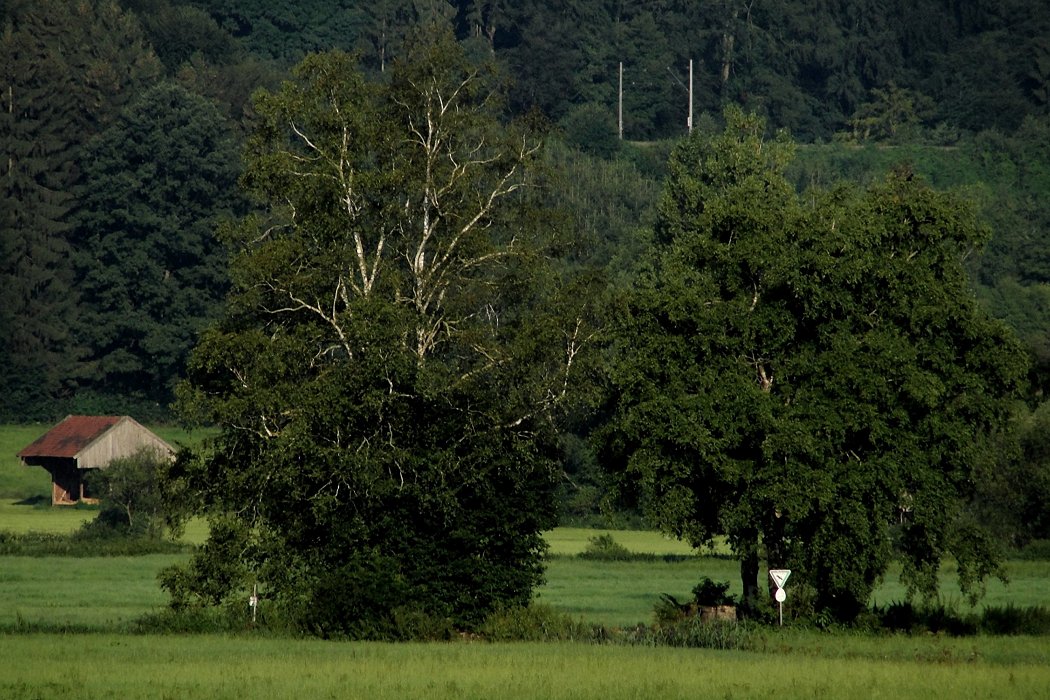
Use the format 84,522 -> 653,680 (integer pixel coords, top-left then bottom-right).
0,634 -> 1048,700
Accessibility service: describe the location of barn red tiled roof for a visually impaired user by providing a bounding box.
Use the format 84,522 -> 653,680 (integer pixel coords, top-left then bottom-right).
17,415 -> 124,459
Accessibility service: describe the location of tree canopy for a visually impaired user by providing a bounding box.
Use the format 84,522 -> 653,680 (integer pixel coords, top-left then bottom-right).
165,29 -> 596,635
0,0 -> 162,419
166,0 -> 1050,141
603,108 -> 1028,622
3,0 -> 1049,425
73,81 -> 241,407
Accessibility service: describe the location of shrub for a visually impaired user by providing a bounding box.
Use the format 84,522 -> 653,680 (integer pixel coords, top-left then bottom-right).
479,604 -> 595,642
80,447 -> 173,539
630,618 -> 757,650
980,604 -> 1050,635
578,533 -> 633,561
692,577 -> 736,606
653,576 -> 737,625
874,601 -> 979,636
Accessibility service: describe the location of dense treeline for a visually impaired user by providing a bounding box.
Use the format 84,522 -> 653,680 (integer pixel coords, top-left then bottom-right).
3,0 -> 1047,416
155,0 -> 1050,141
1,1 -> 1049,545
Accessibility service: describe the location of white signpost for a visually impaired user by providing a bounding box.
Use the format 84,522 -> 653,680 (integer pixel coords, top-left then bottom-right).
249,584 -> 259,624
769,569 -> 791,626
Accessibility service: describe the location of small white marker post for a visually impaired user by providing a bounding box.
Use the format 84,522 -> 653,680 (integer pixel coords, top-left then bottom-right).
249,584 -> 259,624
769,569 -> 791,626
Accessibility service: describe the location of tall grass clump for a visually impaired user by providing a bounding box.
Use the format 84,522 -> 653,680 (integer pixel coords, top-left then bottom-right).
874,600 -> 1050,636
629,617 -> 758,650
134,601 -> 302,637
980,604 -> 1050,635
479,604 -> 599,642
0,529 -> 187,556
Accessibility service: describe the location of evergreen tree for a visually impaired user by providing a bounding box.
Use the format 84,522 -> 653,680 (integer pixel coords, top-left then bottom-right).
0,0 -> 161,420
73,81 -> 241,407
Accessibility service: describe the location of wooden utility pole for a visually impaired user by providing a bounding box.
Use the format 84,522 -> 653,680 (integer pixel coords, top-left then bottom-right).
688,59 -> 694,133
618,62 -> 624,140
667,61 -> 696,134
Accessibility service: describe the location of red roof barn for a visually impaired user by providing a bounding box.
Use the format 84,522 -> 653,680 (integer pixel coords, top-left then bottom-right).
18,415 -> 175,505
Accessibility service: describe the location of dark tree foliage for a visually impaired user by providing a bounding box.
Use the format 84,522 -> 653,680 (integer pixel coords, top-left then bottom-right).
122,0 -> 238,73
165,30 -> 595,635
0,0 -> 162,421
603,109 -> 1028,622
73,81 -> 241,407
113,0 -> 1048,141
81,446 -> 174,539
183,0 -> 456,69
970,401 -> 1050,549
962,116 -> 1050,395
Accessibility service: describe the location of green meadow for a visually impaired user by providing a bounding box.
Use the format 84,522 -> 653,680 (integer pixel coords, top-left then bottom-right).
3,547 -> 1048,633
2,635 -> 1050,700
0,424 -> 67,500
3,424 -> 1050,698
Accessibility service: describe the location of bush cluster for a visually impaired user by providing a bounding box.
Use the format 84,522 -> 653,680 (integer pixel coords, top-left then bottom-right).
479,604 -> 596,642
1010,539 -> 1050,561
0,530 -> 187,557
628,618 -> 757,650
653,577 -> 738,625
577,534 -> 633,561
873,601 -> 1050,636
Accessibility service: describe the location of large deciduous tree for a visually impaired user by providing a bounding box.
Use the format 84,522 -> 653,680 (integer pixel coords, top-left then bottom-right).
604,108 -> 1027,622
166,29 -> 594,635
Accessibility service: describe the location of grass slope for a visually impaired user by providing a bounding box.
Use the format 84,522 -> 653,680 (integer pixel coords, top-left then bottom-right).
0,425 -> 60,499
0,500 -> 96,534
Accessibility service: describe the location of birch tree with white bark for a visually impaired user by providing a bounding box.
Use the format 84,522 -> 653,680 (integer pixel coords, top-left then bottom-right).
166,27 -> 597,635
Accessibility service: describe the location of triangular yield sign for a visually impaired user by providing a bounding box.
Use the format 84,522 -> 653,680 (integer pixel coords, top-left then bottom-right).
769,569 -> 791,589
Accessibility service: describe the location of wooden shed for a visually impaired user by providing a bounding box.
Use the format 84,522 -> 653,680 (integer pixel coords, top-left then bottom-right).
18,415 -> 175,505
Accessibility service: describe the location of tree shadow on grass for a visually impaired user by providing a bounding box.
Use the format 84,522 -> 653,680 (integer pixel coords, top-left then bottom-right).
13,495 -> 51,508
